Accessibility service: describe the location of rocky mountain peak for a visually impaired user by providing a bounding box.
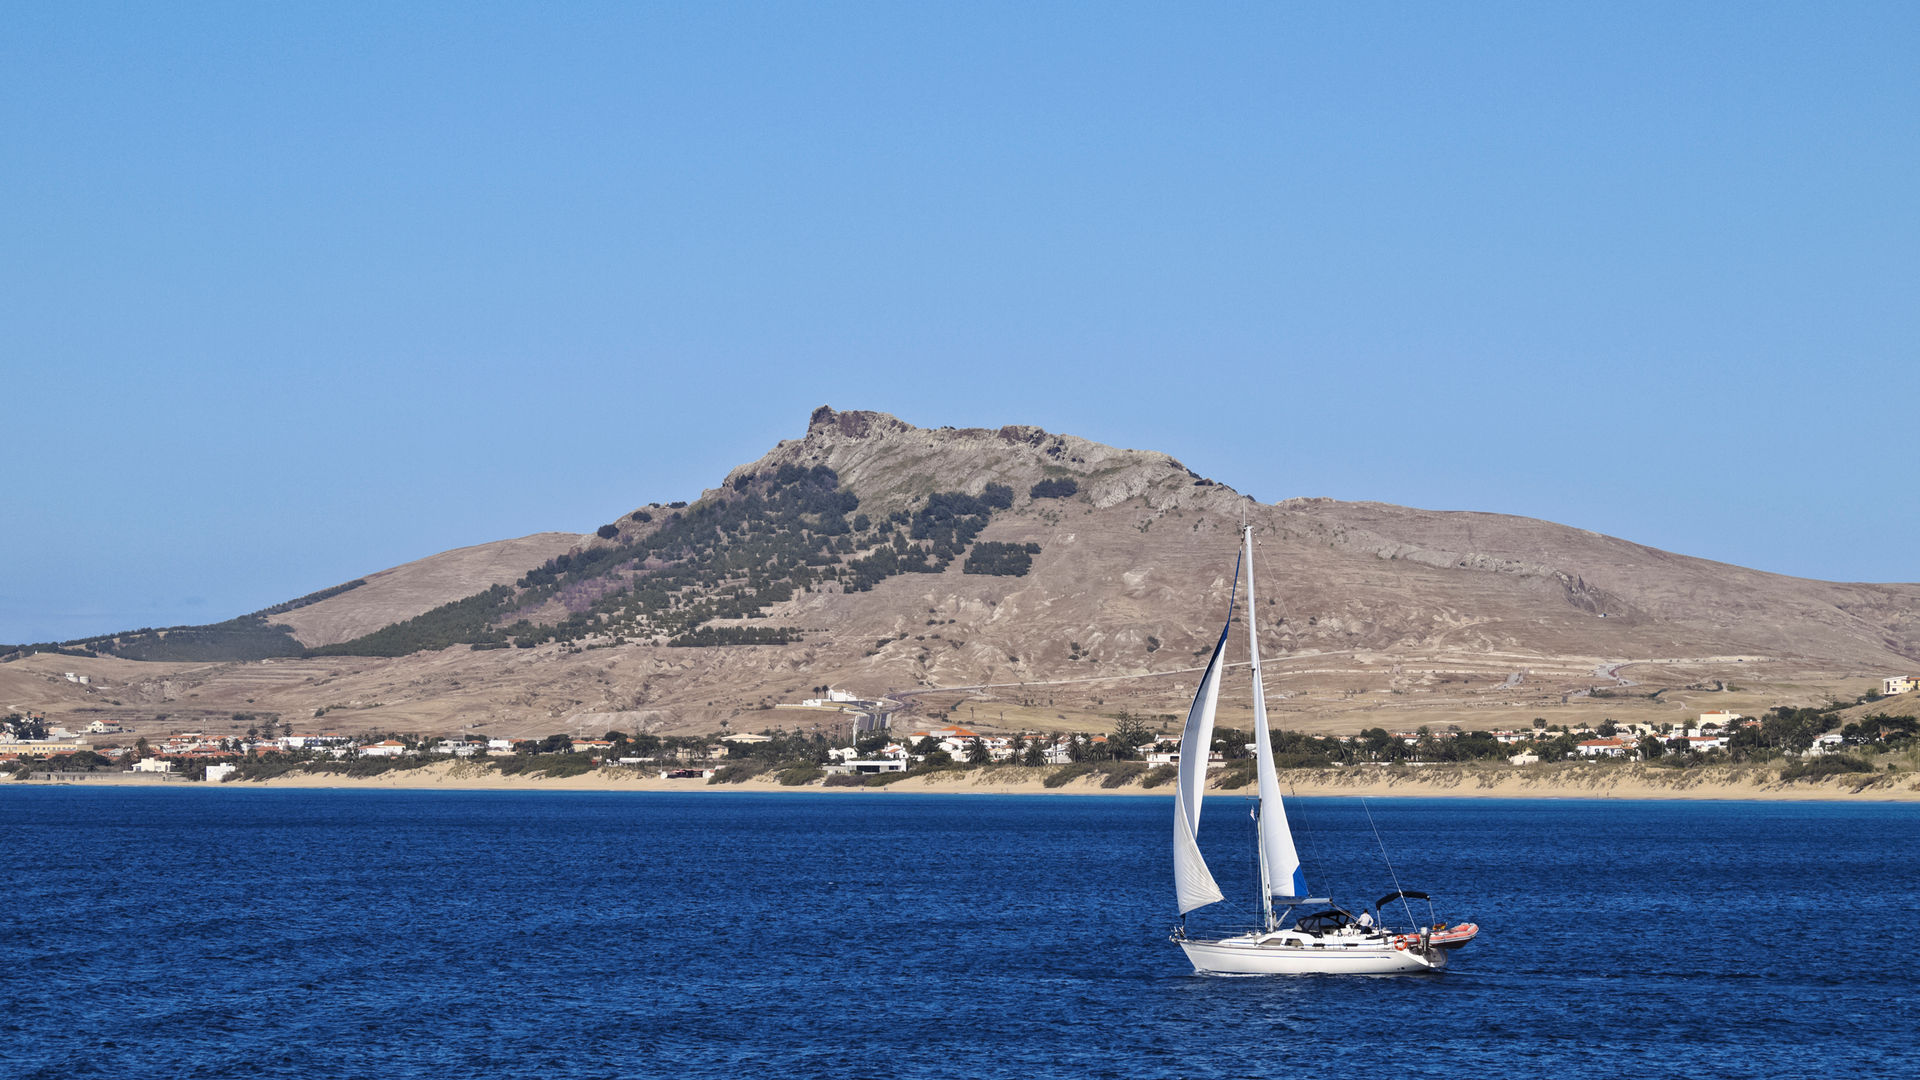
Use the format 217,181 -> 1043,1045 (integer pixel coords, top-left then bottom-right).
738,406 -> 1250,515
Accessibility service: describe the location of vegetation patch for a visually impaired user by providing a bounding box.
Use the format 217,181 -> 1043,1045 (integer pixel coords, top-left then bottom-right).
314,468 -> 1026,657
1099,761 -> 1149,788
668,626 -> 807,647
311,585 -> 516,658
70,614 -> 305,663
963,541 -> 1041,576
1043,762 -> 1098,788
776,762 -> 824,786
6,580 -> 365,662
1214,760 -> 1257,789
1779,755 -> 1874,782
256,579 -> 367,617
233,758 -> 436,781
1140,765 -> 1178,789
707,763 -> 767,784
496,753 -> 598,779
1029,477 -> 1079,499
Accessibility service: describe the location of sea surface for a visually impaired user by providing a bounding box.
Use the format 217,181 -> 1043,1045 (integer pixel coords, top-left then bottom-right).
3,788 -> 1917,1079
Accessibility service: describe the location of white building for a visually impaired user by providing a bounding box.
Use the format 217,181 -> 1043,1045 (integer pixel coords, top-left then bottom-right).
205,763 -> 238,783
281,734 -> 353,751
1884,676 -> 1919,696
1808,731 -> 1847,756
133,759 -> 176,774
1577,738 -> 1631,758
357,740 -> 408,758
800,689 -> 863,707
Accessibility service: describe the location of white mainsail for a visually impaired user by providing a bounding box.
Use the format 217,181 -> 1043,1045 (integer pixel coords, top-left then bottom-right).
1172,598 -> 1234,915
1244,525 -> 1307,904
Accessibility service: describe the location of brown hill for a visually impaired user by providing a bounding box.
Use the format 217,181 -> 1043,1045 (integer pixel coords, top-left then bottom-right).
275,532 -> 589,648
11,406 -> 1916,741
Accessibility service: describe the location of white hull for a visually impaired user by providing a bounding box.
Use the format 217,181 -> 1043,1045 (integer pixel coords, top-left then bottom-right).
1177,931 -> 1445,976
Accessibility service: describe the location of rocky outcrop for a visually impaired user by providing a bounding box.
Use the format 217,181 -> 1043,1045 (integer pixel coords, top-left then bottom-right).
732,405 -> 1248,515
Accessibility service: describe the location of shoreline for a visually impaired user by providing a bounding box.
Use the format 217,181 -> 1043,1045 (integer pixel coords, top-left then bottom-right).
12,760 -> 1920,802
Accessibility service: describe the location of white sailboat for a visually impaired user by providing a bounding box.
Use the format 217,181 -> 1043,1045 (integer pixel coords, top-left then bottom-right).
1171,524 -> 1447,975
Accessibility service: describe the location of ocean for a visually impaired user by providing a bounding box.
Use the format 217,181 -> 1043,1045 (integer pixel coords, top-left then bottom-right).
3,788 -> 1916,1079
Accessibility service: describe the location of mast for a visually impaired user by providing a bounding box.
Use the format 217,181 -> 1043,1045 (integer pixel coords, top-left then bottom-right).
1244,523 -> 1276,931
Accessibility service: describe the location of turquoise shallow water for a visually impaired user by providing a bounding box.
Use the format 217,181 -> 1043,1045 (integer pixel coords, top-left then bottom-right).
3,788 -> 1917,1079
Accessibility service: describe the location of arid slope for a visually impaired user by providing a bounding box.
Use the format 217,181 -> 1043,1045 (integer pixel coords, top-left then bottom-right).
10,407 -> 1916,741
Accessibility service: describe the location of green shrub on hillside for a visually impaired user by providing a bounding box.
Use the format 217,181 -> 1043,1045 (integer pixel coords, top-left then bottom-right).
306,467 -> 1033,658
963,541 -> 1040,576
314,585 -> 516,657
1030,477 -> 1078,499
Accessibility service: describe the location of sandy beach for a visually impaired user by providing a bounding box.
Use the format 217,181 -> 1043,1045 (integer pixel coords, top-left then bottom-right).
21,760 -> 1918,802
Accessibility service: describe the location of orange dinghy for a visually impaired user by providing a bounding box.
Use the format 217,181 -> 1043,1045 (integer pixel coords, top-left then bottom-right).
1425,922 -> 1480,949
1376,891 -> 1480,951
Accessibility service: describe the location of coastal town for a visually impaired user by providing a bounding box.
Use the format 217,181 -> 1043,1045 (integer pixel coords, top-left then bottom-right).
7,675 -> 1918,788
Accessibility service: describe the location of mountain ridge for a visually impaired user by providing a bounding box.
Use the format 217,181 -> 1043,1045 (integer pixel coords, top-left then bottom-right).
6,406 -> 1915,739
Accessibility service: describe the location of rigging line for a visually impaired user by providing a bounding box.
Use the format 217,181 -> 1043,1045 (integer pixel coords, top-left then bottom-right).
1249,527 -> 1297,657
1247,794 -> 1266,926
1286,779 -> 1330,899
1247,529 -> 1303,716
1361,797 -> 1418,930
901,546 -> 1253,699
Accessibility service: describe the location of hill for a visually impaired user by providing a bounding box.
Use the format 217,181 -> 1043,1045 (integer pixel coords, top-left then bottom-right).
273,533 -> 589,648
6,406 -> 1915,741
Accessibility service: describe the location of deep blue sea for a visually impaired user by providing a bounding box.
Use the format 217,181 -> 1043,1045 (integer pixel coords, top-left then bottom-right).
3,788 -> 1917,1079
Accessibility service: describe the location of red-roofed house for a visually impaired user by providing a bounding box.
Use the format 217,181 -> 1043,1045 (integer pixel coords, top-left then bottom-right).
1577,738 -> 1631,758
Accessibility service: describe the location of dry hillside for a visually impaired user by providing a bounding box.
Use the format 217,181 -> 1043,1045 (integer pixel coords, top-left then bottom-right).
9,406 -> 1916,741
275,533 -> 589,648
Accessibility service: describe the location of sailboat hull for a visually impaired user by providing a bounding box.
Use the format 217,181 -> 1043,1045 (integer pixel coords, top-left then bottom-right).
1177,933 -> 1444,976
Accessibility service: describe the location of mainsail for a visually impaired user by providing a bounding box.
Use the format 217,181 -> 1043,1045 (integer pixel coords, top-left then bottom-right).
1244,526 -> 1307,904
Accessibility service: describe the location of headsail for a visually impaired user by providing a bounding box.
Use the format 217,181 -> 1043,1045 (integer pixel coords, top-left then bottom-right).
1172,561 -> 1238,915
1244,525 -> 1307,903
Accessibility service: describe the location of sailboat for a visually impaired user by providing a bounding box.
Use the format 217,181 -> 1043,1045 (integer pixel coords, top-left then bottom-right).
1171,524 -> 1448,975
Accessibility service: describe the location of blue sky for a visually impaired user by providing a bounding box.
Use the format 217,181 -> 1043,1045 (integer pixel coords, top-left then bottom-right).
5,2 -> 1916,644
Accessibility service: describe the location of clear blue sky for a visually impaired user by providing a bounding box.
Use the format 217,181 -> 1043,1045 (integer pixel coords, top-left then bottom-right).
5,3 -> 1916,644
